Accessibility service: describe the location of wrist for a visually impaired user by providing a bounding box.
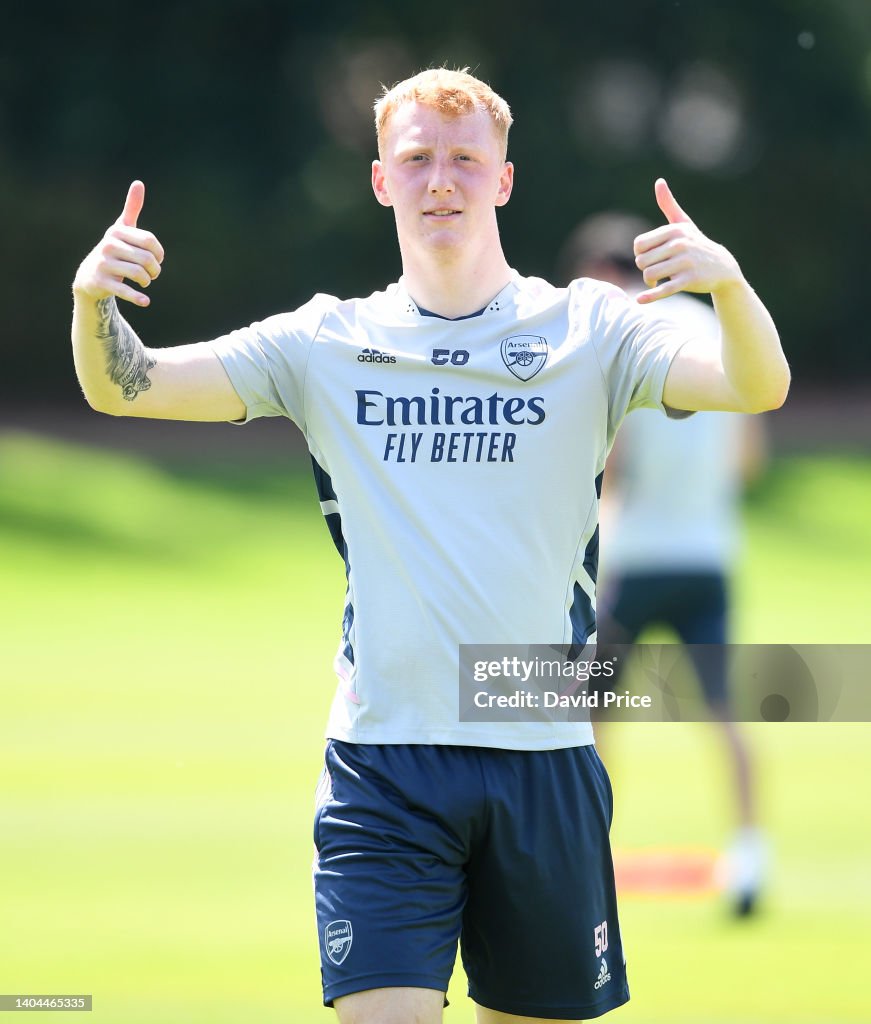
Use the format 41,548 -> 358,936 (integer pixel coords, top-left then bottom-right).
710,270 -> 749,304
72,280 -> 110,305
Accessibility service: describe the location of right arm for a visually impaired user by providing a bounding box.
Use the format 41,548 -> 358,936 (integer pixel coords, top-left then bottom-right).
71,181 -> 246,422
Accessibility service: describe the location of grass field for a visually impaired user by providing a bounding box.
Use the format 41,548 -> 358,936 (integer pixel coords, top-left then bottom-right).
1,429 -> 869,1023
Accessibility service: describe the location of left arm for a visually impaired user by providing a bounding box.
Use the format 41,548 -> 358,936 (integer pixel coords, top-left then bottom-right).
634,179 -> 790,413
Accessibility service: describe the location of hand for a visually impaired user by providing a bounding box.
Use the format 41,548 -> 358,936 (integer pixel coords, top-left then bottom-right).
72,181 -> 165,307
633,178 -> 743,304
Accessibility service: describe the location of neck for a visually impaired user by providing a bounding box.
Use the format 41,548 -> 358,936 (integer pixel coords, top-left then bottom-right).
399,237 -> 512,319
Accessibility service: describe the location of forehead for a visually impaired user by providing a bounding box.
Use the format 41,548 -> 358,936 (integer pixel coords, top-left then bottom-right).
383,101 -> 501,152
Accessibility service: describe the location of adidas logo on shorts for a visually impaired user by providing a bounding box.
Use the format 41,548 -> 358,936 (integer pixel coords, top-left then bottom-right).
358,348 -> 397,364
594,956 -> 612,990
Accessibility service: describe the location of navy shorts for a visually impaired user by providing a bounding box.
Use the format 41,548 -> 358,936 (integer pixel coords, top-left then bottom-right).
598,570 -> 729,706
313,740 -> 629,1019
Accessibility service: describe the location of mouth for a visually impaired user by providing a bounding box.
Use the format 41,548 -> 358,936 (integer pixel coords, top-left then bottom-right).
424,209 -> 462,218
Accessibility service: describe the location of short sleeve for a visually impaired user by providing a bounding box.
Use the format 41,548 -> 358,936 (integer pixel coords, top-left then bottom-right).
209,294 -> 335,428
581,280 -> 697,447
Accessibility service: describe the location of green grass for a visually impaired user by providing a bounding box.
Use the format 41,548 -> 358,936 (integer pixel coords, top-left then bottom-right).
1,431 -> 869,1022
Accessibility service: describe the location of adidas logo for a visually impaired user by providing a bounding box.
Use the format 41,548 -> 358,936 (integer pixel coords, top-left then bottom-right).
358,348 -> 397,364
593,957 -> 611,990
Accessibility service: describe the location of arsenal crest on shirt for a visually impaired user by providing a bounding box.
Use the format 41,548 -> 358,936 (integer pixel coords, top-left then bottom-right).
501,335 -> 549,380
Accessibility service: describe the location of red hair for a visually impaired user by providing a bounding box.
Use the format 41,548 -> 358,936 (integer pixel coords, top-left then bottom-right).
375,68 -> 513,158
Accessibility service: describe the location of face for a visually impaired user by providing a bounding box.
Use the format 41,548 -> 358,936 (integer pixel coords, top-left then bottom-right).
371,101 -> 514,257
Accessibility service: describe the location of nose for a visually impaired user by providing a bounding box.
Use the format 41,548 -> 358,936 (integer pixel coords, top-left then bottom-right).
427,158 -> 455,195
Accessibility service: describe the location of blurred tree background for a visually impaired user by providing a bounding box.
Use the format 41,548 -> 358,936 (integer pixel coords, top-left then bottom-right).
3,0 -> 871,399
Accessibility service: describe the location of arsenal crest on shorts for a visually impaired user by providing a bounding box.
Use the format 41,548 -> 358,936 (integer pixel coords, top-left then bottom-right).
325,919 -> 353,965
501,335 -> 549,381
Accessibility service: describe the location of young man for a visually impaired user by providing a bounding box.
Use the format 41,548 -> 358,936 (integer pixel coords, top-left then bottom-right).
71,69 -> 788,1023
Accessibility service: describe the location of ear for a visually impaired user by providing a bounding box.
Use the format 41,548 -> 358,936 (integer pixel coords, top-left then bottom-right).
494,161 -> 514,207
371,160 -> 393,207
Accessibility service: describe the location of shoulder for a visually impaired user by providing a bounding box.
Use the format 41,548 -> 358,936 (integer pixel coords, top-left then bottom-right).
559,276 -> 642,339
644,292 -> 718,338
564,275 -> 627,300
313,282 -> 411,329
242,292 -> 341,342
247,287 -> 396,342
564,275 -> 635,316
512,272 -> 624,321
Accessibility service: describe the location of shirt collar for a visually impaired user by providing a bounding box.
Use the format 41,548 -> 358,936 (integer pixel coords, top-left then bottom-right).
393,273 -> 520,322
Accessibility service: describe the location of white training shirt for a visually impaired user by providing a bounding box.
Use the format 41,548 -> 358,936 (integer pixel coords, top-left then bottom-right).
604,293 -> 745,573
211,272 -> 692,749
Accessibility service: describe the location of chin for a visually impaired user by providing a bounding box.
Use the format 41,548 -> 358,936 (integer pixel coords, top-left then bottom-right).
421,227 -> 465,250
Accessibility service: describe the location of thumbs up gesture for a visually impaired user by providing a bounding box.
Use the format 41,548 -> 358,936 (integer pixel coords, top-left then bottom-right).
72,181 -> 165,306
633,178 -> 742,305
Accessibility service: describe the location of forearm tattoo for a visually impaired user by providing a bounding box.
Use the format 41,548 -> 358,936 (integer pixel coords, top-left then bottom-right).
95,297 -> 156,401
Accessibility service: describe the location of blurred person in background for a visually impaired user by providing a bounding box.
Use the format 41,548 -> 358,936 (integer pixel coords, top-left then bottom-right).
559,211 -> 769,917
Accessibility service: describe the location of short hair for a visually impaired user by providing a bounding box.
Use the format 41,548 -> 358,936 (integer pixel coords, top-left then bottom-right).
557,210 -> 653,284
374,67 -> 513,159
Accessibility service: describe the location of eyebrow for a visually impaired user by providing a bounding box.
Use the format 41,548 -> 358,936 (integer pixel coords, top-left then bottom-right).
393,140 -> 488,155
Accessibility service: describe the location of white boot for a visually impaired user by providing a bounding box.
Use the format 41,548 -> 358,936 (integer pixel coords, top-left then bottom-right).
721,826 -> 769,916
